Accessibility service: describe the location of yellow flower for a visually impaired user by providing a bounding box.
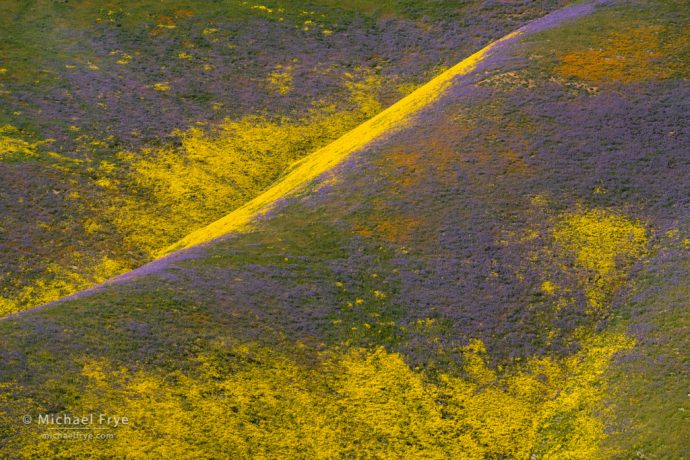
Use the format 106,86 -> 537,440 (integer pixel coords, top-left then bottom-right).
541,280 -> 557,295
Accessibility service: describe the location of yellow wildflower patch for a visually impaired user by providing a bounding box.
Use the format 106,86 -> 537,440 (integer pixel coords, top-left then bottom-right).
0,125 -> 47,160
553,208 -> 648,310
541,280 -> 557,295
103,75 -> 382,257
267,65 -> 295,95
10,330 -> 632,458
251,5 -> 273,14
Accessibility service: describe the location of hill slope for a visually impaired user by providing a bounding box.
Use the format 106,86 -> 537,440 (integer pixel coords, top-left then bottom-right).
0,0 -> 570,314
1,0 -> 688,458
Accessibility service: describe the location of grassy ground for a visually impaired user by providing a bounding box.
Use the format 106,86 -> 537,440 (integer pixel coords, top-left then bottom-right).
602,230 -> 690,459
0,0 -> 688,458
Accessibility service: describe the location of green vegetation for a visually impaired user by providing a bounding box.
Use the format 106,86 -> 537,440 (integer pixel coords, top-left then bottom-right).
602,229 -> 690,458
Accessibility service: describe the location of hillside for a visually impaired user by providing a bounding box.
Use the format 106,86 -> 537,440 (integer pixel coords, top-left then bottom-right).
1,0 -> 689,458
0,0 -> 569,314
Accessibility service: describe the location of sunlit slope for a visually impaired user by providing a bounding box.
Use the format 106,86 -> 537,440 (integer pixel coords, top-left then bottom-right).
162,29 -> 521,254
0,0 -> 688,458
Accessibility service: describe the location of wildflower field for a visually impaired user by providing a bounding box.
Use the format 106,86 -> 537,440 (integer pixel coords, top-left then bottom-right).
0,0 -> 688,458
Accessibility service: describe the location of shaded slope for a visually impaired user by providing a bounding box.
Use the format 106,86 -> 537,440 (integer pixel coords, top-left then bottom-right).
601,233 -> 690,457
0,1 -> 688,458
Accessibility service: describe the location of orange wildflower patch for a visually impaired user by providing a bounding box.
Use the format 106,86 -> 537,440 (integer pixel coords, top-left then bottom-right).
557,25 -> 686,83
174,9 -> 195,18
156,15 -> 176,28
355,214 -> 422,244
